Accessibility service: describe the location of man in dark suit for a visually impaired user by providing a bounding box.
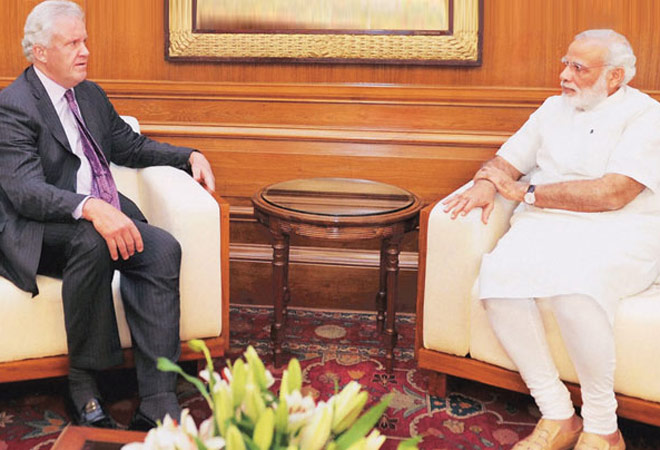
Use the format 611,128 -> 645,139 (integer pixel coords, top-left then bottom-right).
0,0 -> 216,430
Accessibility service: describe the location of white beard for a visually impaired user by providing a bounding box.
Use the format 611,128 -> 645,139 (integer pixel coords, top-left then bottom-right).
561,71 -> 609,111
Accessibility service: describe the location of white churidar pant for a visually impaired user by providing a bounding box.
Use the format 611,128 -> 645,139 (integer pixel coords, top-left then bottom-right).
484,294 -> 618,435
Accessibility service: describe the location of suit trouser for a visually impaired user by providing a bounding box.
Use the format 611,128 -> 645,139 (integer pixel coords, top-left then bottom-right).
38,219 -> 182,398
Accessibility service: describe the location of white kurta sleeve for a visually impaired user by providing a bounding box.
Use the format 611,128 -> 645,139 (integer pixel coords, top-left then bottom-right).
496,99 -> 551,175
606,105 -> 660,193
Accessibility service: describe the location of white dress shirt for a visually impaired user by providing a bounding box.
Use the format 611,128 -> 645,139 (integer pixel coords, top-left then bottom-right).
34,66 -> 92,218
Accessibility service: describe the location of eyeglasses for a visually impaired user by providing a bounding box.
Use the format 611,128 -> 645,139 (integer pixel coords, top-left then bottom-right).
561,57 -> 612,74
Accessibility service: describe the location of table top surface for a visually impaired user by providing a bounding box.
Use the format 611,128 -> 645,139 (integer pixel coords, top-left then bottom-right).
259,177 -> 417,217
52,425 -> 146,449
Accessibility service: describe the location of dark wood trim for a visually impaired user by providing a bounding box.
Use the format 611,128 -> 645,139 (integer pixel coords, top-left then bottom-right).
53,425 -> 146,449
414,201 -> 438,360
0,335 -> 227,384
215,193 -> 231,351
230,243 -> 419,270
140,123 -> 510,147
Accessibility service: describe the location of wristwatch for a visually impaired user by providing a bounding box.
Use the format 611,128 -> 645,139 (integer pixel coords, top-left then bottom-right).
523,184 -> 536,205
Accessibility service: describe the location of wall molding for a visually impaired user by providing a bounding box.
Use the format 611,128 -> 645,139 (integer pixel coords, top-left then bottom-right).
1,78 -> 653,107
140,123 -> 510,147
0,77 -> 578,107
95,80 -> 561,108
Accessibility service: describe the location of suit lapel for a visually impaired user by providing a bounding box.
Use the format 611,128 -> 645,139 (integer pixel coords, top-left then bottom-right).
26,67 -> 73,153
75,87 -> 107,157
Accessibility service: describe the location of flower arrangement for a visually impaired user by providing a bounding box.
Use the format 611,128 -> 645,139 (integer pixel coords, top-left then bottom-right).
124,340 -> 421,450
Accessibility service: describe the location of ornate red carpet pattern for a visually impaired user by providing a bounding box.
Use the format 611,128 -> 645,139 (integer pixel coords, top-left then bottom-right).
0,305 -> 659,449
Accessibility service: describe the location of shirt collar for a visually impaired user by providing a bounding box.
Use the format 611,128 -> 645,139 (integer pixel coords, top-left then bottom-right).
33,65 -> 71,106
591,84 -> 627,112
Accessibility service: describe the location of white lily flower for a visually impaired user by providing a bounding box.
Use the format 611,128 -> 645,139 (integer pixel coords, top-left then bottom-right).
123,416 -> 195,450
264,368 -> 275,389
198,417 -> 215,440
204,437 -> 227,450
179,409 -> 198,437
128,340 -> 397,450
222,366 -> 233,383
364,430 -> 387,449
200,369 -> 223,388
298,401 -> 332,450
285,390 -> 317,433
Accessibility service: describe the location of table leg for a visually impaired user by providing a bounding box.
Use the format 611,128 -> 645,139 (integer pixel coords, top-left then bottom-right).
384,235 -> 402,372
283,234 -> 291,320
270,232 -> 289,367
375,241 -> 387,333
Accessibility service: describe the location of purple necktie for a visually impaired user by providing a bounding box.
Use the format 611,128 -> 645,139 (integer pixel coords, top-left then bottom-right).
64,89 -> 120,209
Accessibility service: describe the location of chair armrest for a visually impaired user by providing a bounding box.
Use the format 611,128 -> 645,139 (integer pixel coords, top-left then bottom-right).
136,166 -> 224,339
418,182 -> 518,355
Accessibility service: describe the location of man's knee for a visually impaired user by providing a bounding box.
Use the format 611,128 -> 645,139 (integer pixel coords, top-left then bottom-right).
550,294 -> 596,321
140,226 -> 182,274
68,221 -> 112,266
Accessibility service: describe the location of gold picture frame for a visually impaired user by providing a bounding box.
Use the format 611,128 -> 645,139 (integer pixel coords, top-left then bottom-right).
165,0 -> 482,65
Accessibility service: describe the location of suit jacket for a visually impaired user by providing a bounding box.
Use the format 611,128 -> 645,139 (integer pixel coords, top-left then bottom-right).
0,66 -> 193,294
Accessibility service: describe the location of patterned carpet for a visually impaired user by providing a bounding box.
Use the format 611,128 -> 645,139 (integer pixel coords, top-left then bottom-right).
0,305 -> 659,449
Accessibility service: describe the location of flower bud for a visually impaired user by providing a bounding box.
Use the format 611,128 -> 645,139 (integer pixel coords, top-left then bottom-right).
332,382 -> 368,434
280,370 -> 289,400
363,430 -> 386,450
253,408 -> 275,450
243,383 -> 266,423
187,339 -> 206,353
226,424 -> 246,450
275,394 -> 288,434
213,381 -> 233,436
286,358 -> 302,394
244,346 -> 269,391
298,402 -> 332,450
231,359 -> 247,407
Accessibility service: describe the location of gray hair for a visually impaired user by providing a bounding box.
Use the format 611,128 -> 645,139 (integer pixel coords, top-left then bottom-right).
575,29 -> 636,85
22,0 -> 84,62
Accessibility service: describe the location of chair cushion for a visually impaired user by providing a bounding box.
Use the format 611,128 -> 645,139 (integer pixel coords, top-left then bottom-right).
468,284 -> 660,403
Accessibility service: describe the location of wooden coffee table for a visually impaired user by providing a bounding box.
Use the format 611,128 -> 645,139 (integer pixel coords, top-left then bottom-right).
252,178 -> 423,371
52,425 -> 146,449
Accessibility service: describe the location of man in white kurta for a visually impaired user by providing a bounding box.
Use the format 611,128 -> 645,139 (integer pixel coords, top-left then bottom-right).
444,29 -> 660,450
481,84 -> 660,324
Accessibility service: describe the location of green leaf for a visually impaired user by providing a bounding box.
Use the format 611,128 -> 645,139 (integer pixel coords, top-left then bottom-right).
157,357 -> 212,406
396,435 -> 422,449
240,432 -> 261,450
334,394 -> 392,450
193,435 -> 210,450
189,339 -> 214,379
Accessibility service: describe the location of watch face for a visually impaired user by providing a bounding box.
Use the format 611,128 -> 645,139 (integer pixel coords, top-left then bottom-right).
524,192 -> 535,205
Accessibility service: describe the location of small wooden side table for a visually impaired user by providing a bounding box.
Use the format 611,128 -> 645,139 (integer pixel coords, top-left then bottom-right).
252,178 -> 423,371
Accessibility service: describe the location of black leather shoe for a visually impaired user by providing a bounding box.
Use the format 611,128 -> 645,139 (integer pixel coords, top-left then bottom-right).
129,409 -> 159,431
71,398 -> 118,429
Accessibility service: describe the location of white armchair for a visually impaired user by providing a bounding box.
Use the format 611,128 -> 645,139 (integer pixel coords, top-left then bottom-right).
415,182 -> 660,427
0,116 -> 229,382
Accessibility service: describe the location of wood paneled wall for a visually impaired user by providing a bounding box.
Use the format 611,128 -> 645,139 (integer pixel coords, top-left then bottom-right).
2,0 -> 659,311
